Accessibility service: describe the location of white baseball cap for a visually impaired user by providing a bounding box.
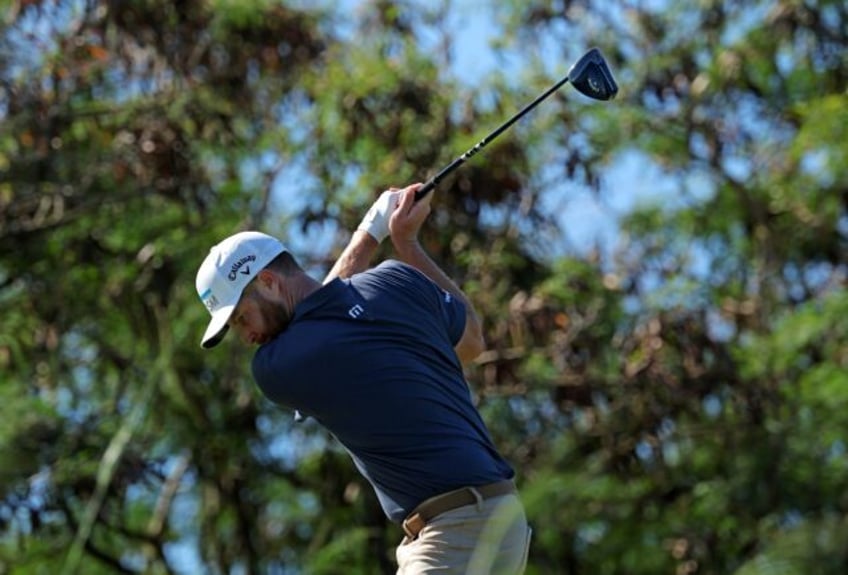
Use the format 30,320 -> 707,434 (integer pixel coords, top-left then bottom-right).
196,231 -> 287,348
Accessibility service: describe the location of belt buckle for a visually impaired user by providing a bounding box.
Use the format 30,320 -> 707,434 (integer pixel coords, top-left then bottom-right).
402,512 -> 425,540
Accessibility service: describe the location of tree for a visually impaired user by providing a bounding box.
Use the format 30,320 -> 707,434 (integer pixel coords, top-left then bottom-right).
0,1 -> 340,573
1,0 -> 845,573
489,1 -> 848,573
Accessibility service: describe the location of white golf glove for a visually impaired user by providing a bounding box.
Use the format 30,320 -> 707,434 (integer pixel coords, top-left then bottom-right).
356,190 -> 401,243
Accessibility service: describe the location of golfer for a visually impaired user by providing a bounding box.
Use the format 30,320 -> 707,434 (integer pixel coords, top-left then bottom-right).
196,183 -> 531,573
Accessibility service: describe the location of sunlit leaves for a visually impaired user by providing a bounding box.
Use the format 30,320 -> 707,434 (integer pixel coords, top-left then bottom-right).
2,0 -> 847,573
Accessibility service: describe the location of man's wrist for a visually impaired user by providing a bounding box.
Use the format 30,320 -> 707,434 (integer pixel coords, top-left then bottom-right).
357,190 -> 400,243
391,238 -> 423,262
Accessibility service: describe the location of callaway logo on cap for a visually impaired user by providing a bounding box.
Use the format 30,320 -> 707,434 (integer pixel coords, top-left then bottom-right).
195,231 -> 286,348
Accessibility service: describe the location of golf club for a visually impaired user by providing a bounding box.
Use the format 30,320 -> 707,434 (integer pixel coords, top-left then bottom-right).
415,47 -> 618,201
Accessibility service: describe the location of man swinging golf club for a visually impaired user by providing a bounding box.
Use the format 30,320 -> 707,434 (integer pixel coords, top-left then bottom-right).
196,184 -> 531,573
195,47 -> 619,571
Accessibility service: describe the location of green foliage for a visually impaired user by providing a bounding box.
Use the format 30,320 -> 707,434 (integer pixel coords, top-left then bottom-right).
734,515 -> 848,575
303,527 -> 375,574
1,0 -> 846,573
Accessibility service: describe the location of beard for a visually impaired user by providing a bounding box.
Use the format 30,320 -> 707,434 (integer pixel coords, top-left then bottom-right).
251,291 -> 293,342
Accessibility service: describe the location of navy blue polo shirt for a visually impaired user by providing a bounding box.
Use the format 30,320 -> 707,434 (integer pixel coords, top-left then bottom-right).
251,260 -> 514,522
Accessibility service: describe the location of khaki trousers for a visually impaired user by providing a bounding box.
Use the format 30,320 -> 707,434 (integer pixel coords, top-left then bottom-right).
396,493 -> 531,574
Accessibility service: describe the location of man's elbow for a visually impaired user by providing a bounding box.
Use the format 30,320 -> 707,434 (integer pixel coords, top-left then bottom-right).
469,326 -> 487,359
456,324 -> 486,363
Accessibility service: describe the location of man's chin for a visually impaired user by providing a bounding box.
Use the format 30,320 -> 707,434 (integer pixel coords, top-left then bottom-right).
257,327 -> 287,345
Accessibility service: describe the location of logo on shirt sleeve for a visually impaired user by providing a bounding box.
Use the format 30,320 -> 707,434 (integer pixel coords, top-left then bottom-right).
348,304 -> 365,319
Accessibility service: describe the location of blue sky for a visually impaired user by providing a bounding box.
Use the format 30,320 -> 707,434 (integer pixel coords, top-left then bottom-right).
273,0 -> 699,267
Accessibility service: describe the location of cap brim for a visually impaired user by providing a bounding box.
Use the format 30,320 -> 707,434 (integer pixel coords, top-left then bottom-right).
201,304 -> 235,349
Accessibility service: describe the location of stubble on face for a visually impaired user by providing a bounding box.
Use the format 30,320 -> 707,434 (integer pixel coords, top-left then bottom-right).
249,290 -> 293,342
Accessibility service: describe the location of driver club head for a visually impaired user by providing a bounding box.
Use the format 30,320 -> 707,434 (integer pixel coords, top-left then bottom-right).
568,48 -> 619,101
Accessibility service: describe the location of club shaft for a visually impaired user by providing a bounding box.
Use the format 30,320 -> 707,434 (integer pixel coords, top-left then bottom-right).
415,74 -> 572,201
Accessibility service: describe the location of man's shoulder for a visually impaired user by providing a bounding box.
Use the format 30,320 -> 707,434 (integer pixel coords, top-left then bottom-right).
371,259 -> 426,278
373,258 -> 409,272
351,259 -> 432,290
350,259 -> 408,281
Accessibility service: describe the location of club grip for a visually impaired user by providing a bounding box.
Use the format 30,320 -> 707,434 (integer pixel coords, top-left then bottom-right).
414,179 -> 437,202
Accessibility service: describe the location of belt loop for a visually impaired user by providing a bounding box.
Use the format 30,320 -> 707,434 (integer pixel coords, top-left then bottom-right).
402,512 -> 425,540
468,487 -> 484,511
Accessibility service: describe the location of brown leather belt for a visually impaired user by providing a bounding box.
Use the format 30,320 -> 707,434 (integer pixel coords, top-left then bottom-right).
402,479 -> 517,539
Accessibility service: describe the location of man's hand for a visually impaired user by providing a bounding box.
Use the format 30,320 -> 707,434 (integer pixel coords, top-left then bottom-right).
389,183 -> 429,252
357,189 -> 402,243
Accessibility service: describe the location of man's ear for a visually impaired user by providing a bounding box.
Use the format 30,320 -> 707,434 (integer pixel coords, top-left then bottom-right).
254,269 -> 279,295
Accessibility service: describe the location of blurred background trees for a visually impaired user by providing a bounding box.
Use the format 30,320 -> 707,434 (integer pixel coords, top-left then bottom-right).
0,0 -> 845,573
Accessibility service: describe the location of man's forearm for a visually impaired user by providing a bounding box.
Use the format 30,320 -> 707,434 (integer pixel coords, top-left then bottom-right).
386,184 -> 485,362
393,241 -> 468,305
325,189 -> 401,283
323,230 -> 379,284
